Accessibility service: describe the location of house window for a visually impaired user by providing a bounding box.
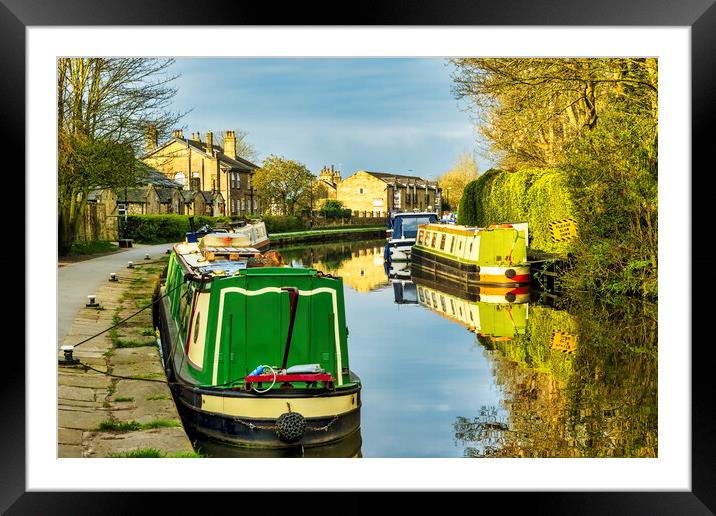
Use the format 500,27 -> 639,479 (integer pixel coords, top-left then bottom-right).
359,188 -> 364,194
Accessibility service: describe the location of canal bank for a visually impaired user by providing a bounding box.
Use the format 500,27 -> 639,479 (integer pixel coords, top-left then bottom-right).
270,226 -> 385,247
57,254 -> 195,458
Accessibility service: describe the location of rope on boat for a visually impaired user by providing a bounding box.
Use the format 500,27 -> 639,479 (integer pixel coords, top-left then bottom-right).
71,281 -> 184,348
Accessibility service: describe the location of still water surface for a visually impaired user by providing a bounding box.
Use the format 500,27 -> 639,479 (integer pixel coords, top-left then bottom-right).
195,239 -> 657,458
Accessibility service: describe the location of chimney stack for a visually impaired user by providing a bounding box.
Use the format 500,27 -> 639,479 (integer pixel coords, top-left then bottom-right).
206,131 -> 213,156
172,129 -> 184,139
145,123 -> 158,154
224,130 -> 236,159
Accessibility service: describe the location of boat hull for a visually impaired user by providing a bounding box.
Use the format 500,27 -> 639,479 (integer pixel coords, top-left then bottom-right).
172,383 -> 361,448
412,246 -> 531,286
157,294 -> 361,449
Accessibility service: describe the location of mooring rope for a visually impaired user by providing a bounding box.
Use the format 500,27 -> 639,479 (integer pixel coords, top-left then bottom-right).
71,281 -> 183,348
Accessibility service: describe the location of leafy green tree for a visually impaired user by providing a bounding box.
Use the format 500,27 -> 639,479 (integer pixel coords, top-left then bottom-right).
253,155 -> 314,216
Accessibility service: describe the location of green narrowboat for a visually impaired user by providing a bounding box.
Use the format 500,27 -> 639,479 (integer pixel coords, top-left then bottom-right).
155,232 -> 361,449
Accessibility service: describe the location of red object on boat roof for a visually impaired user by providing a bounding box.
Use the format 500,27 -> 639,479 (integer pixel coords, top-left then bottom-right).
244,373 -> 334,391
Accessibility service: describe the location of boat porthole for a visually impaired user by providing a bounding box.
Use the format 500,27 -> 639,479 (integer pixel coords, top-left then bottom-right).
193,312 -> 201,343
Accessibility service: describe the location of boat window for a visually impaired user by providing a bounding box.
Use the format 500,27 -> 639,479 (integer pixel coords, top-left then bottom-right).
394,214 -> 438,239
439,234 -> 446,250
417,230 -> 424,244
458,240 -> 462,251
440,296 -> 447,312
193,312 -> 201,343
449,236 -> 455,253
469,242 -> 473,254
431,232 -> 437,248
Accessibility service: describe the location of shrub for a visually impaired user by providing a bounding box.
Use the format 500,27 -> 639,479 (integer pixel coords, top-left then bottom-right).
262,215 -> 305,233
124,215 -> 231,243
458,168 -> 575,254
319,200 -> 352,219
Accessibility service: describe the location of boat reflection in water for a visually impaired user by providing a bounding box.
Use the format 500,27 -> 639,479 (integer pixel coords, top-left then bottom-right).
385,261 -> 418,305
410,267 -> 529,340
192,428 -> 363,458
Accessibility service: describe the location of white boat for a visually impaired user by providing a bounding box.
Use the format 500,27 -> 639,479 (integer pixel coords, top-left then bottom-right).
187,218 -> 270,251
384,212 -> 439,262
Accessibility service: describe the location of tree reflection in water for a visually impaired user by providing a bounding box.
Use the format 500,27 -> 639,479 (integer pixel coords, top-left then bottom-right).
456,297 -> 657,458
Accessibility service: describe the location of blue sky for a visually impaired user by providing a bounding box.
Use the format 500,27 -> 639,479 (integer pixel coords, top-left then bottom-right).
169,58 -> 493,179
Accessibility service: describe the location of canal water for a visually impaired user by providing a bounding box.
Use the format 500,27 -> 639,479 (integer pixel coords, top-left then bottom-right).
193,238 -> 657,458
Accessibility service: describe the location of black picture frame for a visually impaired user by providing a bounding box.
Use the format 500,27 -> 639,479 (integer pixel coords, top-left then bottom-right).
8,0 -> 712,513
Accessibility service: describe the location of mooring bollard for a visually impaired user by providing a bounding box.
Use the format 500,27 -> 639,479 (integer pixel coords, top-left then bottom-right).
145,253 -> 151,260
127,261 -> 134,269
86,294 -> 99,308
109,273 -> 118,282
59,345 -> 78,365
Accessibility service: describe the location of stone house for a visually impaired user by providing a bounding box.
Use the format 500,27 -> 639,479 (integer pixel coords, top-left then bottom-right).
315,164 -> 341,208
335,171 -> 441,217
141,127 -> 260,217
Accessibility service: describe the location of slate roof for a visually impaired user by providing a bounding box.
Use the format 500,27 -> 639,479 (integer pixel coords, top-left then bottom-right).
136,162 -> 183,188
360,171 -> 439,188
155,187 -> 178,204
117,187 -> 150,204
182,190 -> 198,202
201,190 -> 224,203
171,138 -> 257,172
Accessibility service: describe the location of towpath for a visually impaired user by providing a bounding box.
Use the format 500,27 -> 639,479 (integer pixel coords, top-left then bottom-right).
58,243 -> 174,350
58,248 -> 194,458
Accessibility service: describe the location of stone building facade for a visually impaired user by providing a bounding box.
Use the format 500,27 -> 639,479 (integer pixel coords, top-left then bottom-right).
141,128 -> 260,217
335,170 -> 441,217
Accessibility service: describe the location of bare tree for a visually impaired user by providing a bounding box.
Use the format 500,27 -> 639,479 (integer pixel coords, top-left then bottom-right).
57,58 -> 184,254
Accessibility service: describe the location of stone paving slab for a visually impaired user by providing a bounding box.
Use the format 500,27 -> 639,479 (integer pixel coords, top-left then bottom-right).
83,427 -> 194,458
58,444 -> 84,458
58,428 -> 83,445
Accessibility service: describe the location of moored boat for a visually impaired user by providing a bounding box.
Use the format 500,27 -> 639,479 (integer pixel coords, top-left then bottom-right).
186,217 -> 270,252
384,211 -> 439,262
155,233 -> 361,449
411,222 -> 531,286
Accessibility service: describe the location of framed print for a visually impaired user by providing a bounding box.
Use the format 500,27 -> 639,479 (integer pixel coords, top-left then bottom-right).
8,0 -> 714,512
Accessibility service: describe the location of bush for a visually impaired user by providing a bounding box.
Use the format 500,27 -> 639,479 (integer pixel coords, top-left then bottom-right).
262,215 -> 305,233
458,168 -> 575,254
319,200 -> 352,219
124,215 -> 231,244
